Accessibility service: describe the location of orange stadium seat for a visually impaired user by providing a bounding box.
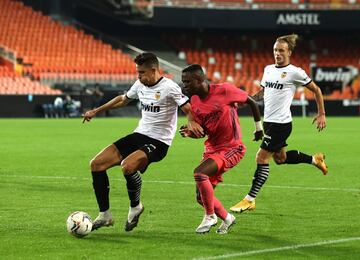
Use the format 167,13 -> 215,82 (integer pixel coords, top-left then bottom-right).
0,0 -> 137,85
0,71 -> 60,95
164,32 -> 359,100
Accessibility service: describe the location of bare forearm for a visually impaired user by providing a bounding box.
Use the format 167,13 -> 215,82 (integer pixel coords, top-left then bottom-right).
314,88 -> 326,115
181,102 -> 195,122
83,94 -> 129,123
252,89 -> 264,102
180,102 -> 204,137
307,82 -> 325,115
245,96 -> 263,141
95,95 -> 127,113
247,97 -> 261,122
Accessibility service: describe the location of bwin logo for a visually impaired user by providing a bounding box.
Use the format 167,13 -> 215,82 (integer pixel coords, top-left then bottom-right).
265,81 -> 284,89
141,102 -> 160,112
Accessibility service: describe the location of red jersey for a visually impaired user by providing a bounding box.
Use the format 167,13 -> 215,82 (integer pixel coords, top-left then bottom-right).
190,83 -> 248,153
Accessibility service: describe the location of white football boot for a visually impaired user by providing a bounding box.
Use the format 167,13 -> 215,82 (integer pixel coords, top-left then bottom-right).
196,214 -> 218,234
92,210 -> 115,231
216,213 -> 236,234
124,202 -> 144,232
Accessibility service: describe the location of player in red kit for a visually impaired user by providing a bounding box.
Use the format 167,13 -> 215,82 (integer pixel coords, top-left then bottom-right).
180,64 -> 263,234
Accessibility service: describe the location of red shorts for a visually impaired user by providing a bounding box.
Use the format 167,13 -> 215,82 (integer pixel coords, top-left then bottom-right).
202,144 -> 246,186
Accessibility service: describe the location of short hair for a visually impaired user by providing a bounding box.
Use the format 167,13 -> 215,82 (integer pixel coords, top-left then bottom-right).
276,34 -> 299,52
182,64 -> 205,79
134,52 -> 159,68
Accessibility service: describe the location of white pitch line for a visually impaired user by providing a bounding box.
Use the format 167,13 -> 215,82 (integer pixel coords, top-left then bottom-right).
0,174 -> 359,192
192,237 -> 360,260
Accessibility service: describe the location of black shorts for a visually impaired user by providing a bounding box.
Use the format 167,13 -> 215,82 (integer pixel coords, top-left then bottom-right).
260,122 -> 292,152
113,132 -> 169,171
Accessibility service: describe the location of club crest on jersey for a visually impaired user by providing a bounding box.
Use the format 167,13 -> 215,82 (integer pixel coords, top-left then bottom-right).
155,91 -> 161,100
281,72 -> 287,78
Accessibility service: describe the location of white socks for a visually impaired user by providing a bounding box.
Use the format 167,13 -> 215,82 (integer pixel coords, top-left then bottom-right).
98,210 -> 112,219
245,194 -> 255,202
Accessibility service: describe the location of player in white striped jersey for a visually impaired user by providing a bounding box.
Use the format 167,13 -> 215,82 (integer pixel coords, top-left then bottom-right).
82,53 -> 204,231
230,34 -> 328,213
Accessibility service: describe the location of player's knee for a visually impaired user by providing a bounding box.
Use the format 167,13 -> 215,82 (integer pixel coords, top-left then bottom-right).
256,150 -> 271,164
274,157 -> 285,165
121,163 -> 132,175
255,154 -> 266,164
193,166 -> 202,174
121,160 -> 136,175
90,158 -> 104,172
274,154 -> 286,164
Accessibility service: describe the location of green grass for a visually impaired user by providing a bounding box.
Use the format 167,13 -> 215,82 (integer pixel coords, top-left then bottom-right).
0,117 -> 359,259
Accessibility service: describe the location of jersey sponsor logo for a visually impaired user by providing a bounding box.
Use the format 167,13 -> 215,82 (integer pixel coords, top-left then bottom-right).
264,81 -> 284,90
141,102 -> 160,113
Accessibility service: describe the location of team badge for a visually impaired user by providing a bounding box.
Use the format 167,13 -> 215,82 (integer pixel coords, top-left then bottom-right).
281,72 -> 287,78
155,91 -> 161,100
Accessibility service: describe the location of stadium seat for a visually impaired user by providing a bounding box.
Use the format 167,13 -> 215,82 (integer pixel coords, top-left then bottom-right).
163,32 -> 359,100
0,64 -> 58,95
0,0 -> 137,85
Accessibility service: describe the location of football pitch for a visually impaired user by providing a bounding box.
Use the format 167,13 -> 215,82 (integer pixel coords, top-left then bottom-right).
0,117 -> 359,259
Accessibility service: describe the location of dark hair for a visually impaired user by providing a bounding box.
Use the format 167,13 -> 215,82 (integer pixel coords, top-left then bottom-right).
182,64 -> 205,78
134,52 -> 159,68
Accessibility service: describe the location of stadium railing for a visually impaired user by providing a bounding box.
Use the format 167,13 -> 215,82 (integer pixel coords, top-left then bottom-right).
153,0 -> 360,10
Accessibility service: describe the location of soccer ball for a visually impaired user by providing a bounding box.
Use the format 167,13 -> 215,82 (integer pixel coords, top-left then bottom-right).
66,211 -> 93,237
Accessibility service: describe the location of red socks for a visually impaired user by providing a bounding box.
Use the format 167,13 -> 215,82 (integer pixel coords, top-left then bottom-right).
213,197 -> 228,220
194,173 -> 227,219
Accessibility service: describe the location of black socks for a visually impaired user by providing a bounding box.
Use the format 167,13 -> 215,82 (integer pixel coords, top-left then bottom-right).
91,171 -> 110,212
285,150 -> 312,164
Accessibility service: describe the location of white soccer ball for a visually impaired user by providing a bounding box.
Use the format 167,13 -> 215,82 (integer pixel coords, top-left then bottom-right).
66,211 -> 93,237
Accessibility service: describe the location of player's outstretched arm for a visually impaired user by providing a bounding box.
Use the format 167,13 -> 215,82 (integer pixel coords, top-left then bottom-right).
82,94 -> 131,123
246,96 -> 264,141
180,103 -> 204,138
305,82 -> 326,131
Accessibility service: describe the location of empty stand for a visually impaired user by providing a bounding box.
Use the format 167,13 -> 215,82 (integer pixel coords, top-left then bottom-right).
0,65 -> 61,95
165,33 -> 360,99
0,0 -> 137,86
